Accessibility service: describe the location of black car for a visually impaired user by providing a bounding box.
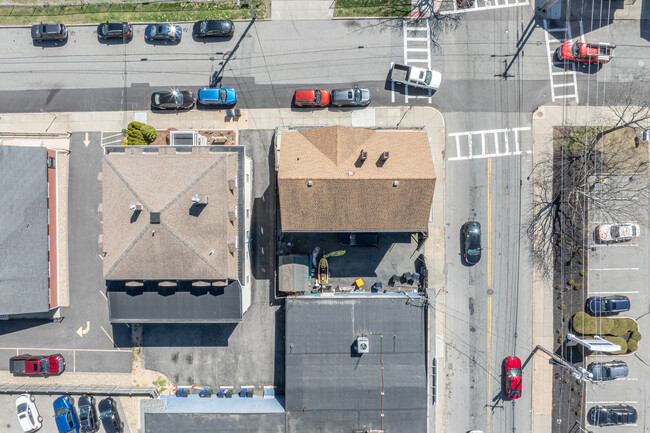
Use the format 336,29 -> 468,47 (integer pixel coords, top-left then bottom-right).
462,221 -> 481,265
78,395 -> 99,433
98,22 -> 132,40
331,87 -> 371,107
98,398 -> 124,433
194,20 -> 234,38
151,90 -> 195,110
31,23 -> 68,42
588,404 -> 637,426
144,24 -> 182,42
587,360 -> 629,381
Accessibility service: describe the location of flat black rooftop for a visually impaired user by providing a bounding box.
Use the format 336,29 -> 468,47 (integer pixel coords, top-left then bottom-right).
108,281 -> 242,323
285,294 -> 427,433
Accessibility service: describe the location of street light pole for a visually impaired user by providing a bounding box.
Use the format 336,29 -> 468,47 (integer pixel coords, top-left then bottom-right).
533,345 -> 594,383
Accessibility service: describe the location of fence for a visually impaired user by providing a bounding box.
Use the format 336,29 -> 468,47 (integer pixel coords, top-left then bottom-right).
0,383 -> 159,397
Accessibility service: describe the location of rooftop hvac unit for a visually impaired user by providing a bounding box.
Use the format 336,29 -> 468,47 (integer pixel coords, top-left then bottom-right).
356,336 -> 369,354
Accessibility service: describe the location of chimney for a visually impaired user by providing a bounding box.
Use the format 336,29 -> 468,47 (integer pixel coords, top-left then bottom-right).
360,150 -> 367,161
130,203 -> 143,212
228,237 -> 238,255
228,207 -> 238,223
97,172 -> 103,190
98,203 -> 103,223
192,195 -> 208,205
381,151 -> 390,161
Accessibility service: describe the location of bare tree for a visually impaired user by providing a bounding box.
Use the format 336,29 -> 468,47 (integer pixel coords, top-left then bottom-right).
528,122 -> 649,280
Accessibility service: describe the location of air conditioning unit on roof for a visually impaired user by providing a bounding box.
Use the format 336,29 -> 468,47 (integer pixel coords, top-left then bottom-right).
356,336 -> 369,354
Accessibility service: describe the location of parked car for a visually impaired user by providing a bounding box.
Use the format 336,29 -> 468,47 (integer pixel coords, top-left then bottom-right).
330,87 -> 371,107
294,89 -> 330,107
144,24 -> 181,42
557,41 -> 615,64
31,24 -> 67,42
586,295 -> 630,316
504,356 -> 522,400
97,22 -> 132,40
194,20 -> 234,38
98,398 -> 124,433
16,394 -> 43,433
78,395 -> 99,433
151,90 -> 195,110
53,396 -> 80,433
462,221 -> 481,265
10,354 -> 65,376
595,223 -> 640,243
197,87 -> 237,106
588,404 -> 637,426
339,233 -> 379,247
588,360 -> 629,381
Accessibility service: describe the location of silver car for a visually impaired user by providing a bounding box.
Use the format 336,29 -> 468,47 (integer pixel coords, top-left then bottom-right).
588,360 -> 628,381
331,87 -> 371,106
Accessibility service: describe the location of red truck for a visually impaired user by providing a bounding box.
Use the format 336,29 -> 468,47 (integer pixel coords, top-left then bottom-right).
9,354 -> 65,376
557,41 -> 615,64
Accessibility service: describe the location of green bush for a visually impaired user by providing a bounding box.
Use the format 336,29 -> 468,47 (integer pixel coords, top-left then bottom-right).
627,338 -> 639,353
603,336 -> 627,355
567,279 -> 575,286
572,312 -> 639,337
126,121 -> 154,146
141,124 -> 157,143
631,331 -> 642,341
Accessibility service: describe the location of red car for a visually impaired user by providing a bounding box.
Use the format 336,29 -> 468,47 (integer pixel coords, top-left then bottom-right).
9,354 -> 65,376
294,89 -> 330,107
504,356 -> 522,400
557,41 -> 615,64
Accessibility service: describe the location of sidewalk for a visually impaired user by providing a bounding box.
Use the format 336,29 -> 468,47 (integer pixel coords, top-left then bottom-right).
271,0 -> 334,20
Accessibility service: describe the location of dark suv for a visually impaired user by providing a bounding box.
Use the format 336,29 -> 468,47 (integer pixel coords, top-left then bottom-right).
78,395 -> 99,432
31,23 -> 68,42
98,22 -> 132,40
462,221 -> 481,265
98,398 -> 124,433
194,20 -> 234,38
588,404 -> 637,426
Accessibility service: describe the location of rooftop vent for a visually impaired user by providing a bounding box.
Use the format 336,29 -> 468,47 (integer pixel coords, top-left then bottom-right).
348,171 -> 354,176
228,177 -> 238,191
228,240 -> 238,255
381,151 -> 389,161
307,181 -> 313,187
360,150 -> 367,161
150,212 -> 161,224
356,336 -> 370,354
228,207 -> 238,223
393,181 -> 399,187
130,203 -> 143,211
192,195 -> 208,205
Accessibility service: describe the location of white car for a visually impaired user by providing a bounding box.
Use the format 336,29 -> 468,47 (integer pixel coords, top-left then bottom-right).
596,223 -> 640,243
16,394 -> 42,433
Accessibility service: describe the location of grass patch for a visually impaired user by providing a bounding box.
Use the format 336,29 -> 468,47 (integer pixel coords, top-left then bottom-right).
334,0 -> 411,17
0,0 -> 266,25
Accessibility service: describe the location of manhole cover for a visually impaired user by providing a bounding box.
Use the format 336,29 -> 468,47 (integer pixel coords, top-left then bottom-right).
487,289 -> 494,295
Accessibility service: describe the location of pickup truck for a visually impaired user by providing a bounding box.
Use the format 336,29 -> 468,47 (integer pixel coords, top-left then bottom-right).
10,354 -> 65,376
389,63 -> 442,91
557,42 -> 615,64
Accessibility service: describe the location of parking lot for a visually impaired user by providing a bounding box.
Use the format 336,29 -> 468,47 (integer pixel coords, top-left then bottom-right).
0,393 -> 131,433
585,175 -> 650,431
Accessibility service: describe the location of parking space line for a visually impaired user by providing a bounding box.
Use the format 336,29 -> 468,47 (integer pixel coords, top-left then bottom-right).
587,401 -> 638,404
589,267 -> 639,271
100,325 -> 120,351
99,289 -> 108,301
588,291 -> 639,294
589,243 -> 639,248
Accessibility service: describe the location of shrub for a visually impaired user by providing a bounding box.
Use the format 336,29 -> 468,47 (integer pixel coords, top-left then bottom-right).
572,312 -> 640,337
558,334 -> 566,344
141,124 -> 157,143
577,248 -> 583,255
627,338 -> 639,353
556,285 -> 563,290
567,279 -> 575,286
631,331 -> 642,341
578,259 -> 584,264
579,270 -> 584,276
571,386 -> 577,392
575,409 -> 582,416
603,336 -> 627,355
563,314 -> 570,323
574,284 -> 583,291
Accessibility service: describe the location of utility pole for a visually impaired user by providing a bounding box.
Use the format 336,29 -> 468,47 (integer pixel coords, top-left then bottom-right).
533,345 -> 594,383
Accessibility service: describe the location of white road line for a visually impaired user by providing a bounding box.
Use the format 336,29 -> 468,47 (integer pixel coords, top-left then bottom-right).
588,291 -> 640,294
589,267 -> 639,271
543,19 -> 579,103
99,290 -> 108,301
439,0 -> 528,14
589,243 -> 639,248
100,325 -> 121,351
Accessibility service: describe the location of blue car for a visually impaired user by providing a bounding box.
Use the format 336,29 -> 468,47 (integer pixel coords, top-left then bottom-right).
53,396 -> 80,433
586,296 -> 630,316
144,24 -> 181,42
198,87 -> 237,106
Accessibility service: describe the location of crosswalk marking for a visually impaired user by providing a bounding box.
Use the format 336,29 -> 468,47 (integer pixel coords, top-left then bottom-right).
401,20 -> 432,104
543,19 -> 582,103
448,127 -> 531,161
437,0 -> 528,15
